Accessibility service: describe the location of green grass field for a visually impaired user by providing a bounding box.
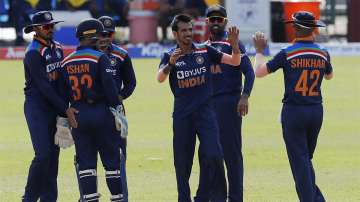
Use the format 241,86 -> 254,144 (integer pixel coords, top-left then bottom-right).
0,57 -> 359,202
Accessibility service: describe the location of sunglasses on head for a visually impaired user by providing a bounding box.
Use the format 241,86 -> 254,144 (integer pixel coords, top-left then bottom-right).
207,16 -> 227,23
40,23 -> 55,30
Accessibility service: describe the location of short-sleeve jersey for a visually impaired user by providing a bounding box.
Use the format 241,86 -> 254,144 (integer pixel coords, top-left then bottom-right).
61,46 -> 120,108
266,41 -> 333,105
159,43 -> 223,118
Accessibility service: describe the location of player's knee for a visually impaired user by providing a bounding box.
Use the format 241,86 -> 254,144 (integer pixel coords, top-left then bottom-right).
32,154 -> 51,166
200,156 -> 223,168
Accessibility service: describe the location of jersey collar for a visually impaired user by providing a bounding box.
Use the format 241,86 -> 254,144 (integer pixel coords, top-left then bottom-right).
293,36 -> 314,43
33,35 -> 53,47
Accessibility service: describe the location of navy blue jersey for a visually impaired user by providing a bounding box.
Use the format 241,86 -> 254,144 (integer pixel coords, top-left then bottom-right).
208,38 -> 255,96
159,43 -> 223,118
107,44 -> 136,100
267,41 -> 333,105
23,36 -> 67,113
61,46 -> 120,108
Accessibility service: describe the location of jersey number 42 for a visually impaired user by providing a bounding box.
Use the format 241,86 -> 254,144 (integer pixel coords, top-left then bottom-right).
295,69 -> 320,96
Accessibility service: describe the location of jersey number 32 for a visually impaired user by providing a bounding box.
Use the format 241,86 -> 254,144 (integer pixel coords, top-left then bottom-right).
69,74 -> 93,101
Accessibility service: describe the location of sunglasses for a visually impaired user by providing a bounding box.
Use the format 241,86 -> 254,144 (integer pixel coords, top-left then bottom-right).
40,23 -> 55,30
207,16 -> 227,23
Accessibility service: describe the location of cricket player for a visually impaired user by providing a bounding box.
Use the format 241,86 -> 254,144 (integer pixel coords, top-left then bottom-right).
157,14 -> 241,202
22,11 -> 77,202
98,15 -> 137,202
60,18 -> 127,202
253,11 -> 333,202
205,5 -> 255,202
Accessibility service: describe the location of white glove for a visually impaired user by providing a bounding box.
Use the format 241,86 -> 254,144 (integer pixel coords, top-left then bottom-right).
54,117 -> 74,149
109,105 -> 128,138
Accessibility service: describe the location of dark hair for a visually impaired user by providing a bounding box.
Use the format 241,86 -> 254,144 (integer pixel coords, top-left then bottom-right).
171,14 -> 193,32
293,24 -> 314,37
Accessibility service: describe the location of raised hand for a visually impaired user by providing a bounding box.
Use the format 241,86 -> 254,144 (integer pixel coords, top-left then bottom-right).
228,26 -> 240,54
228,27 -> 239,44
169,48 -> 183,65
253,31 -> 268,54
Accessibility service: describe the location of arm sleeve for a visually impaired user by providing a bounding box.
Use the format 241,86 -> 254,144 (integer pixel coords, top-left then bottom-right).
119,55 -> 136,100
25,50 -> 67,113
266,49 -> 287,73
324,50 -> 333,74
56,68 -> 71,117
238,43 -> 255,96
159,52 -> 170,69
99,54 -> 121,108
207,45 -> 223,64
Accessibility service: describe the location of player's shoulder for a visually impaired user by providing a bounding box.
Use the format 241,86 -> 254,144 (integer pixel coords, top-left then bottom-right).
194,42 -> 208,53
25,40 -> 43,54
61,48 -> 103,67
112,44 -> 128,55
53,40 -> 63,49
284,42 -> 329,59
111,44 -> 128,60
165,45 -> 177,55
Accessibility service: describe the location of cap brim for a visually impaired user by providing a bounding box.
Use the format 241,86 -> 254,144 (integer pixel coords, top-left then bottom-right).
104,28 -> 115,32
206,10 -> 226,17
23,20 -> 64,34
284,19 -> 326,28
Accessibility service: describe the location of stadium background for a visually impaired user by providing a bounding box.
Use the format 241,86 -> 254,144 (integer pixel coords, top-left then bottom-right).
0,0 -> 359,201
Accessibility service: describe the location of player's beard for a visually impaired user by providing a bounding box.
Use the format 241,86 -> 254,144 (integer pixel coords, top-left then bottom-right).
210,24 -> 225,36
96,38 -> 111,53
40,29 -> 53,40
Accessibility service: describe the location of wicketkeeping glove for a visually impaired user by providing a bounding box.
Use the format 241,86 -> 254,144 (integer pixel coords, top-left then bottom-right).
54,117 -> 74,149
109,104 -> 128,138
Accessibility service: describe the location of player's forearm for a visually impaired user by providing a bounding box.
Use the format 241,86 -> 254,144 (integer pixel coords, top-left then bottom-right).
243,68 -> 255,96
120,83 -> 136,100
221,52 -> 241,66
254,53 -> 269,78
157,63 -> 173,83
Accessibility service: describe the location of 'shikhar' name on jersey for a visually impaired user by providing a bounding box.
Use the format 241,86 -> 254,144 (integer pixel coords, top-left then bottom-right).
266,42 -> 333,105
159,43 -> 223,118
290,58 -> 326,69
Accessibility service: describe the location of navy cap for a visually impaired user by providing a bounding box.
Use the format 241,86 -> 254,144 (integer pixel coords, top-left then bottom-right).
98,16 -> 115,32
24,11 -> 63,34
206,5 -> 227,17
285,11 -> 325,28
76,18 -> 105,39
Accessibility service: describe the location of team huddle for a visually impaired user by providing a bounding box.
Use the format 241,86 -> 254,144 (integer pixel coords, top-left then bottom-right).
21,4 -> 333,202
